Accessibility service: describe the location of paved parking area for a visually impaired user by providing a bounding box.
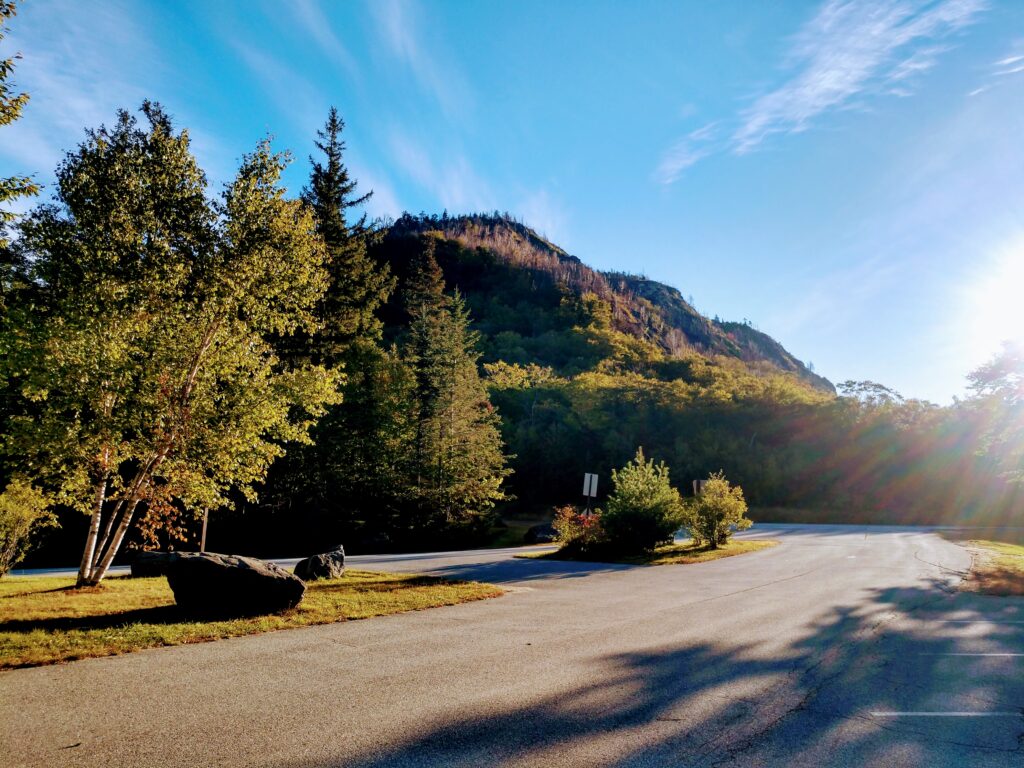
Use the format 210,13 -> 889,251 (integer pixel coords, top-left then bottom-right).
2,525 -> 1022,767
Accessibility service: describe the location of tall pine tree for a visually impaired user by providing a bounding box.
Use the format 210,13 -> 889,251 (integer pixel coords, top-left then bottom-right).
403,238 -> 511,539
261,109 -> 402,547
303,107 -> 393,358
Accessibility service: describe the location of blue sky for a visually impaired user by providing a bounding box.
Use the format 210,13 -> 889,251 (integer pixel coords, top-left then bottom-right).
3,0 -> 1023,403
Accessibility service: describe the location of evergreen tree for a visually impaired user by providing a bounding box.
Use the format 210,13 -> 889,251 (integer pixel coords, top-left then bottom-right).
261,108 -> 400,544
1,0 -> 38,310
403,240 -> 511,538
302,107 -> 394,358
0,1 -> 37,240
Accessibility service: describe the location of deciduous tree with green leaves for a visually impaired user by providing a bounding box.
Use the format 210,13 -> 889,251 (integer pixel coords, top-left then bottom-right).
967,342 -> 1024,483
0,479 -> 55,577
688,471 -> 751,549
3,104 -> 341,585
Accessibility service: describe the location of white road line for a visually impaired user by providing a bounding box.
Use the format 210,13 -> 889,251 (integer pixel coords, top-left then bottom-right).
920,653 -> 1024,657
926,619 -> 1024,624
870,712 -> 1021,718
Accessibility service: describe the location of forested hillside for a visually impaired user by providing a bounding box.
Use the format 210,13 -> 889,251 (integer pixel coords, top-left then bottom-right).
4,101 -> 1021,571
365,218 -> 1019,528
385,214 -> 834,392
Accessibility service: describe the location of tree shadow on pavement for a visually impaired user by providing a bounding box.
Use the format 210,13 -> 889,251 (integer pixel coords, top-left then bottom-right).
278,581 -> 1024,768
411,558 -> 637,585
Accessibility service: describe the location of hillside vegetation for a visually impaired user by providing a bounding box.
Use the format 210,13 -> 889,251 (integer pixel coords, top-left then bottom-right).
5,100 -> 1021,570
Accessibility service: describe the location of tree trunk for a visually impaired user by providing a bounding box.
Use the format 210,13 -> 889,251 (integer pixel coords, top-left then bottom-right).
77,443 -> 110,587
76,319 -> 219,585
85,495 -> 144,584
76,476 -> 107,587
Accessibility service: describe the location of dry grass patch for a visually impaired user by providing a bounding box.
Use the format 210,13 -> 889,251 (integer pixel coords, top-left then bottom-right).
959,540 -> 1024,596
0,570 -> 502,669
518,538 -> 779,565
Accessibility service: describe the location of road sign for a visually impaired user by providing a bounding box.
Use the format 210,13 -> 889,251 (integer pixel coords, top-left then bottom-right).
583,473 -> 598,498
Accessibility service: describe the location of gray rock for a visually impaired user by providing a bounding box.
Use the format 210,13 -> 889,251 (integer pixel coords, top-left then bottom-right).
166,552 -> 305,617
294,546 -> 345,581
524,523 -> 558,544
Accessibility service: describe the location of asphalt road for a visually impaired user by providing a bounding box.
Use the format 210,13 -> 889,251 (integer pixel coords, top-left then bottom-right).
3,524 -> 1023,767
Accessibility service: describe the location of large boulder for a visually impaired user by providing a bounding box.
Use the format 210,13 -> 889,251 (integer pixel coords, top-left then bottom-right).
524,523 -> 558,544
294,546 -> 345,581
165,552 -> 305,617
130,550 -> 177,578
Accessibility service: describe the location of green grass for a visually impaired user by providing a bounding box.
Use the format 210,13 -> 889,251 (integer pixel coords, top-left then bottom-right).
0,570 -> 502,669
518,538 -> 779,565
959,539 -> 1024,596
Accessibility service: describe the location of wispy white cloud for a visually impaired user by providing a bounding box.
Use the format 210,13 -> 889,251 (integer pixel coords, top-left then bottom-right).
369,0 -> 471,119
734,0 -> 985,153
349,163 -> 404,220
0,0 -> 231,190
0,0 -> 154,179
968,38 -> 1024,96
389,130 -> 492,212
231,41 -> 326,132
767,254 -> 901,338
995,53 -> 1024,67
515,188 -> 568,244
290,0 -> 359,78
657,0 -> 987,182
654,123 -> 717,185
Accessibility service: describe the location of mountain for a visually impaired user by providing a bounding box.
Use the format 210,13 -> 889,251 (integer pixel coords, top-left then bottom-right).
382,213 -> 833,393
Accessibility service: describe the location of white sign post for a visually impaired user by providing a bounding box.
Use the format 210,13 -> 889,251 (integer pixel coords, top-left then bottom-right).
582,473 -> 598,514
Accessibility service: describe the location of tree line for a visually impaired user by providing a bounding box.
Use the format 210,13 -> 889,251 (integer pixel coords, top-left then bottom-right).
2,0 -> 1021,578
1,33 -> 511,582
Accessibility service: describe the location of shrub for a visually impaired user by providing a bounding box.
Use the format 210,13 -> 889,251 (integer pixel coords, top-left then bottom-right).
552,504 -> 606,556
688,471 -> 751,549
0,479 -> 56,577
601,448 -> 684,553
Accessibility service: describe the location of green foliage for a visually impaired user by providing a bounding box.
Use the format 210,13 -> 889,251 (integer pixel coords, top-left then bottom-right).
0,479 -> 55,576
2,104 -> 341,583
0,1 -> 38,243
687,471 -> 751,549
552,504 -> 606,555
403,242 -> 512,538
966,343 -> 1024,482
259,108 -> 401,543
301,107 -> 394,360
601,448 -> 684,553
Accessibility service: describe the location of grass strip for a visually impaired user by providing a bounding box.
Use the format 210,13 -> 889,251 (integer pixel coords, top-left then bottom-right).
959,539 -> 1024,596
517,538 -> 779,565
0,569 -> 502,669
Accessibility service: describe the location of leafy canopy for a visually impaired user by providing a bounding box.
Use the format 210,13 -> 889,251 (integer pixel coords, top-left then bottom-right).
3,103 -> 341,583
602,447 -> 684,553
687,471 -> 751,549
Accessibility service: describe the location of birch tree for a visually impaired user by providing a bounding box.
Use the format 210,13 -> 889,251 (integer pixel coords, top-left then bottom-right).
3,104 -> 340,585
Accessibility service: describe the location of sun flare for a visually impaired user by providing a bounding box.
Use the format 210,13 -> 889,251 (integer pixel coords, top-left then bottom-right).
961,238 -> 1024,363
